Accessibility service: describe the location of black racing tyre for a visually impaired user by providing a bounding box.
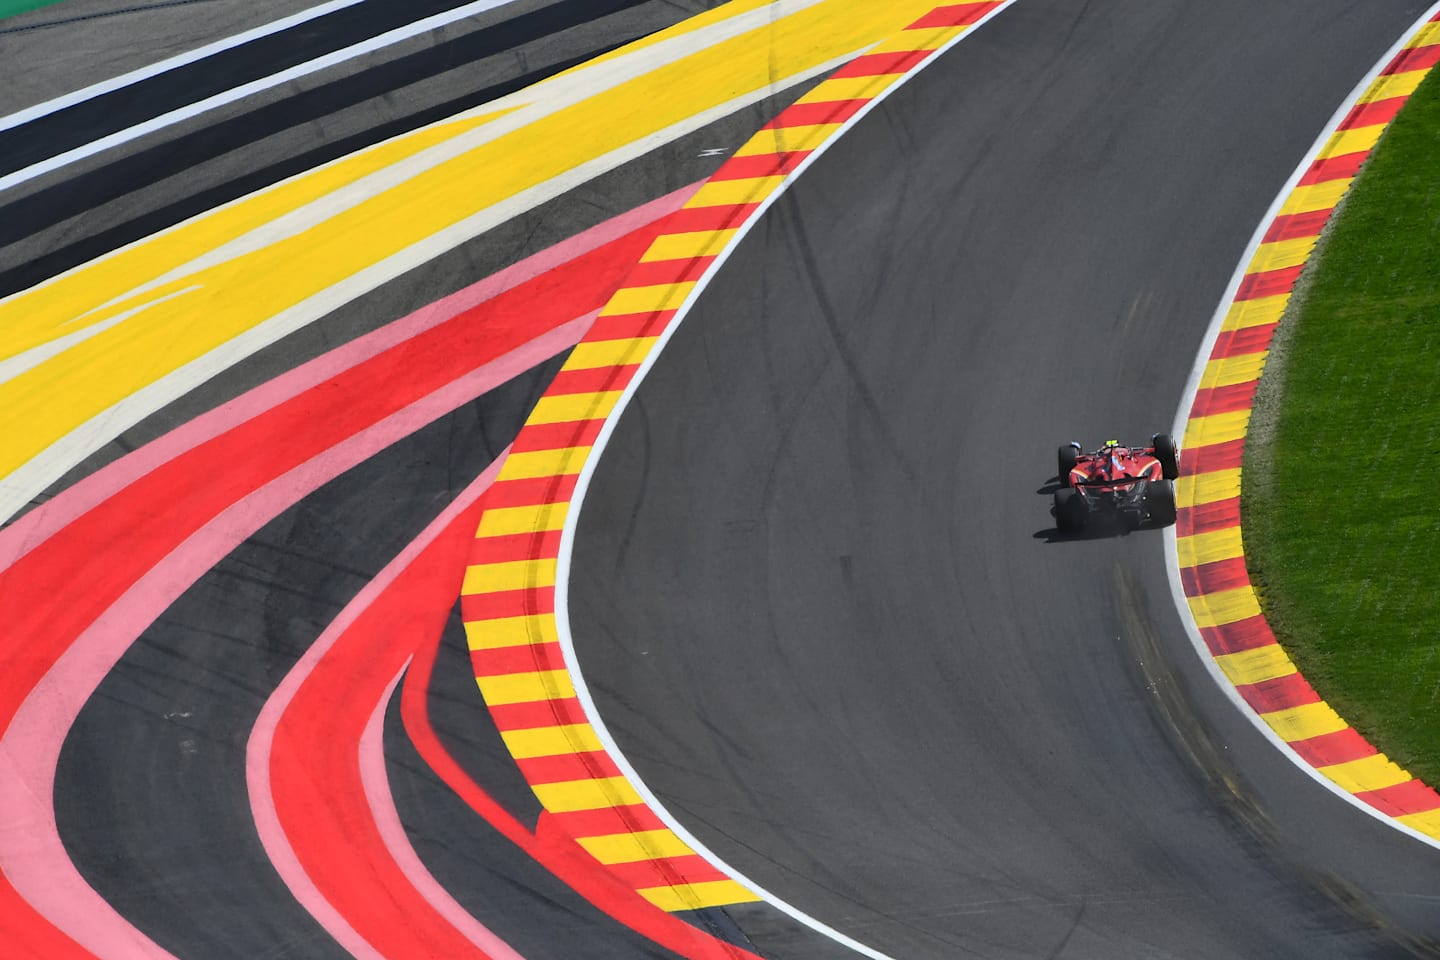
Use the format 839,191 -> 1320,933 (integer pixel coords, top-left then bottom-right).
1054,488 -> 1085,534
1057,444 -> 1079,486
1147,479 -> 1177,527
1152,433 -> 1179,480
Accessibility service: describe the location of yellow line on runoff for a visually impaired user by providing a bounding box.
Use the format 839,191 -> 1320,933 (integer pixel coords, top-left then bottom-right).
0,0 -> 936,504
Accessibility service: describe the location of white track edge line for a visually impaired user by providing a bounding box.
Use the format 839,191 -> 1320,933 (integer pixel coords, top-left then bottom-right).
554,4 -> 1020,959
1163,0 -> 1440,853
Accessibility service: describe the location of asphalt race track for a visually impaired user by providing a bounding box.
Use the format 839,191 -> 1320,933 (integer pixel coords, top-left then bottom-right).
569,1 -> 1440,958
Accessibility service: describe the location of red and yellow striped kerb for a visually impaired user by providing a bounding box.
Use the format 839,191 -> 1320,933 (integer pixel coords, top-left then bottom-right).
1177,11 -> 1440,841
460,1 -> 1005,916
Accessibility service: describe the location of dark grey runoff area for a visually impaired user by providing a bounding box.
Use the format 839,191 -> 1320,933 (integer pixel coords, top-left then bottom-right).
569,2 -> 1440,959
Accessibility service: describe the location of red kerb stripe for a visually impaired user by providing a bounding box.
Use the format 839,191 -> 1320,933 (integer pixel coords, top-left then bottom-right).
517,750 -> 623,784
831,50 -> 930,78
664,204 -> 759,233
546,366 -> 640,398
1237,670 -> 1319,714
481,474 -> 578,507
1236,265 -> 1304,301
469,529 -> 563,565
511,419 -> 605,454
1199,614 -> 1275,657
1176,497 -> 1240,538
1339,95 -> 1405,130
586,310 -> 677,342
1181,556 -> 1251,597
1355,778 -> 1440,817
1211,324 -> 1278,360
909,2 -> 997,28
711,152 -> 811,181
766,99 -> 868,128
1191,381 -> 1259,419
473,640 -> 568,677
543,805 -> 668,840
1183,438 -> 1246,474
1299,151 -> 1366,185
1384,42 -> 1440,76
1263,210 -> 1330,243
1290,728 -> 1378,767
487,696 -> 589,731
460,586 -> 554,621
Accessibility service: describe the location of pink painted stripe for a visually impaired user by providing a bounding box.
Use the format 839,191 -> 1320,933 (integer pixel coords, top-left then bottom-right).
0,323 -> 584,960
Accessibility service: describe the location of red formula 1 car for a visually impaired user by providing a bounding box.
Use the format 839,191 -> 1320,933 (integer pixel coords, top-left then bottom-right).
1053,435 -> 1179,534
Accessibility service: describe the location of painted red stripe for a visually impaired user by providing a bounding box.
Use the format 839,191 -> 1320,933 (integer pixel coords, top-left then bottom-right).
909,1 -> 997,28
710,151 -> 812,180
1263,210 -> 1331,243
766,99 -> 868,128
587,310 -> 678,342
510,419 -> 605,454
542,805 -> 669,840
1289,728 -> 1378,767
481,474 -> 578,507
517,750 -> 624,784
624,256 -> 714,288
1199,614 -> 1276,657
1299,151 -> 1366,185
1182,438 -> 1246,474
486,696 -> 591,731
1339,95 -> 1406,130
547,365 -> 641,398
1384,41 -> 1440,75
1355,778 -> 1440,817
831,49 -> 930,78
663,204 -> 759,234
1176,497 -> 1240,538
469,530 -> 563,566
473,640 -> 568,677
1191,381 -> 1259,418
1236,265 -> 1304,301
1211,324 -> 1278,359
603,855 -> 730,889
460,586 -> 554,621
1181,556 -> 1251,597
1236,670 -> 1320,714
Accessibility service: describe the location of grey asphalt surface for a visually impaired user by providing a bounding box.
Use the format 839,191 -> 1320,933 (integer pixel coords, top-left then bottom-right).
568,2 -> 1440,959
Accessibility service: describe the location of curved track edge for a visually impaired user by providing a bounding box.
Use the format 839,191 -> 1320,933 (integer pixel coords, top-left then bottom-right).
1166,3 -> 1440,852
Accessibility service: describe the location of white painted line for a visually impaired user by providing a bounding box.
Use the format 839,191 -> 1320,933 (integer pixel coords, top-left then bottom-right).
1164,0 -> 1440,853
0,0 -> 520,193
0,0 -> 367,133
552,4 -> 1020,959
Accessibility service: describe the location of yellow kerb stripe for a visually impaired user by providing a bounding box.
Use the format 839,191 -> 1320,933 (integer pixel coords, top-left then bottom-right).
477,501 -> 568,538
1411,22 -> 1440,47
1321,124 -> 1385,161
1221,294 -> 1288,332
532,776 -> 644,812
1278,178 -> 1350,216
1249,236 -> 1316,273
501,723 -> 603,760
527,391 -> 623,426
1177,468 -> 1241,508
735,122 -> 844,157
465,614 -> 558,651
870,25 -> 960,53
1397,808 -> 1440,840
686,175 -> 787,208
463,558 -> 557,595
478,669 -> 576,707
1200,351 -> 1267,391
641,229 -> 737,262
638,879 -> 760,911
1187,585 -> 1261,628
577,829 -> 694,864
601,282 -> 695,317
498,446 -> 590,481
799,75 -> 891,103
1214,643 -> 1296,686
1261,702 -> 1348,742
1361,69 -> 1427,104
1319,753 -> 1412,794
566,337 -> 658,371
1184,409 -> 1251,449
1176,525 -> 1245,568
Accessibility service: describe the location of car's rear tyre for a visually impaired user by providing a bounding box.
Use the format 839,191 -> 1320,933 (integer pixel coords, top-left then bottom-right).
1147,479 -> 1177,527
1054,488 -> 1085,534
1153,433 -> 1179,480
1057,445 -> 1079,486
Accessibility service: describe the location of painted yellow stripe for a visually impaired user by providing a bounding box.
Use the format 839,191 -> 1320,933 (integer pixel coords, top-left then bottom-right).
577,829 -> 694,864
476,501 -> 568,537
638,879 -> 760,911
478,669 -> 576,706
870,24 -> 963,53
1187,585 -> 1261,629
462,558 -> 557,595
1221,293 -> 1288,332
1176,526 -> 1245,568
1178,468 -> 1241,508
1261,702 -> 1348,742
640,229 -> 738,262
1200,351 -> 1267,391
1321,124 -> 1385,160
1411,22 -> 1440,47
686,175 -> 788,208
1361,68 -> 1428,104
734,122 -> 845,156
532,776 -> 645,812
800,73 -> 895,103
565,337 -> 659,370
526,391 -> 624,426
465,614 -> 558,651
498,446 -> 591,481
1319,754 -> 1412,794
1397,808 -> 1440,839
1183,409 -> 1251,449
1214,643 -> 1296,686
1249,236 -> 1316,273
500,723 -> 603,760
1278,178 -> 1351,216
600,282 -> 697,317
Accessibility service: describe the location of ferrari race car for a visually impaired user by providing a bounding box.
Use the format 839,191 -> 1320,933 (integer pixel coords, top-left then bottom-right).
1053,435 -> 1179,534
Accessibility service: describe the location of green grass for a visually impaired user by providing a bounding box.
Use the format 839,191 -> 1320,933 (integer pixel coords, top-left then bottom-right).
0,0 -> 69,19
1244,65 -> 1440,786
